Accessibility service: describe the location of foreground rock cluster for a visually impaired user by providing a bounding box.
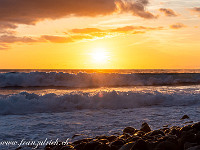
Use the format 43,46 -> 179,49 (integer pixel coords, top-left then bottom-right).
45,122 -> 200,150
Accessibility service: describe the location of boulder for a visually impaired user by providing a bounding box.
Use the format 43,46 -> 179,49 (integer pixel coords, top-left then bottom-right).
181,115 -> 189,120
123,127 -> 136,135
140,123 -> 151,133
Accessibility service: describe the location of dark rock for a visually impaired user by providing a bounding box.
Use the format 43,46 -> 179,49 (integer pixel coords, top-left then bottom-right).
119,134 -> 131,140
131,139 -> 148,150
123,127 -> 136,135
184,142 -> 198,150
147,130 -> 165,136
73,138 -> 93,145
83,141 -> 101,150
110,140 -> 125,149
169,126 -> 180,136
95,144 -> 111,150
187,145 -> 200,150
164,128 -> 170,134
140,123 -> 151,133
180,125 -> 193,134
159,135 -> 178,144
155,141 -> 177,150
192,122 -> 200,131
107,136 -> 118,142
99,139 -> 109,144
184,121 -> 194,124
178,131 -> 196,149
196,132 -> 200,144
60,145 -> 74,150
134,131 -> 145,137
74,143 -> 86,150
97,135 -> 108,140
181,115 -> 190,120
126,136 -> 140,143
119,142 -> 135,150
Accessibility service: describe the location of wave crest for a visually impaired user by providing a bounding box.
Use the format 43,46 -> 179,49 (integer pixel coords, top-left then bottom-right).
1,72 -> 200,88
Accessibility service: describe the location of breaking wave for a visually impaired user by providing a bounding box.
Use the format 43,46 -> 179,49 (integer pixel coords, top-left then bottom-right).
1,72 -> 200,88
0,90 -> 199,115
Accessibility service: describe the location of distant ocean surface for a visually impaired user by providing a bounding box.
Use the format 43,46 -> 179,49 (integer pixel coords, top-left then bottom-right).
0,69 -> 200,149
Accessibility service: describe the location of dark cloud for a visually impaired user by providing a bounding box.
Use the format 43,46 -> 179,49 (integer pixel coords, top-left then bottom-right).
116,0 -> 157,19
190,7 -> 200,15
0,0 -> 156,28
159,8 -> 178,17
170,23 -> 186,29
0,35 -> 37,43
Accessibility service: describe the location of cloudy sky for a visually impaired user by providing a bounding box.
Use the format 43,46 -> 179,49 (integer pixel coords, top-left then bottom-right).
0,0 -> 200,69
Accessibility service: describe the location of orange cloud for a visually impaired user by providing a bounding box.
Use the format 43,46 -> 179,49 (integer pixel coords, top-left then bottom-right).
0,25 -> 163,50
170,23 -> 186,29
71,28 -> 103,34
70,26 -> 163,34
159,8 -> 178,17
41,35 -> 73,43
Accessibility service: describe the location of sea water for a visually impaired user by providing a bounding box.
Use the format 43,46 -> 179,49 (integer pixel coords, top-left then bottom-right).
0,69 -> 200,149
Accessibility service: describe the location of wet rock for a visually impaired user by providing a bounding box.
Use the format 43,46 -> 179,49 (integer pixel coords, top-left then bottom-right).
134,131 -> 145,137
60,145 -> 74,150
196,132 -> 200,144
72,138 -> 93,145
140,123 -> 151,133
119,133 -> 131,140
180,125 -> 193,134
178,131 -> 196,149
184,121 -> 194,124
119,142 -> 135,150
95,144 -> 111,150
83,141 -> 101,150
187,145 -> 200,150
147,130 -> 165,137
110,140 -> 125,149
155,141 -> 177,150
169,126 -> 180,136
123,127 -> 136,135
107,135 -> 118,142
74,143 -> 86,150
131,139 -> 148,150
184,142 -> 198,150
192,122 -> 200,131
181,115 -> 190,120
97,135 -> 108,140
126,136 -> 140,143
99,139 -> 109,144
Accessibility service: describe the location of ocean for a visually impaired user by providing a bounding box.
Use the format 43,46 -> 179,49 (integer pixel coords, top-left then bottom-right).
0,69 -> 200,149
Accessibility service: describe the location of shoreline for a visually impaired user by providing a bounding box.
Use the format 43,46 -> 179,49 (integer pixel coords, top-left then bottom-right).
42,121 -> 200,150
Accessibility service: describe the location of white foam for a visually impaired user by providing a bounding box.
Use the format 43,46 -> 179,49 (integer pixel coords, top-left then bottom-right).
0,90 -> 199,115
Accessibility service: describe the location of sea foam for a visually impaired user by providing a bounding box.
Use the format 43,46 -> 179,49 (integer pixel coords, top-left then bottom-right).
0,90 -> 199,115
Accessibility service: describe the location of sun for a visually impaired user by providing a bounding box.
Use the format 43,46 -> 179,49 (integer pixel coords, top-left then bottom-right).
90,48 -> 110,63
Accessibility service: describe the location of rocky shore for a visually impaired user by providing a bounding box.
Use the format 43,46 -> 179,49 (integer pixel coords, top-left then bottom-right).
44,121 -> 200,150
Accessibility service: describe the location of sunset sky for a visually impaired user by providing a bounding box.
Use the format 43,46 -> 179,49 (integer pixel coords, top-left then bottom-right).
0,0 -> 200,69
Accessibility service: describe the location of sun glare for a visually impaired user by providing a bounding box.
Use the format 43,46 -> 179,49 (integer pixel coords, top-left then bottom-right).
91,48 -> 110,63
